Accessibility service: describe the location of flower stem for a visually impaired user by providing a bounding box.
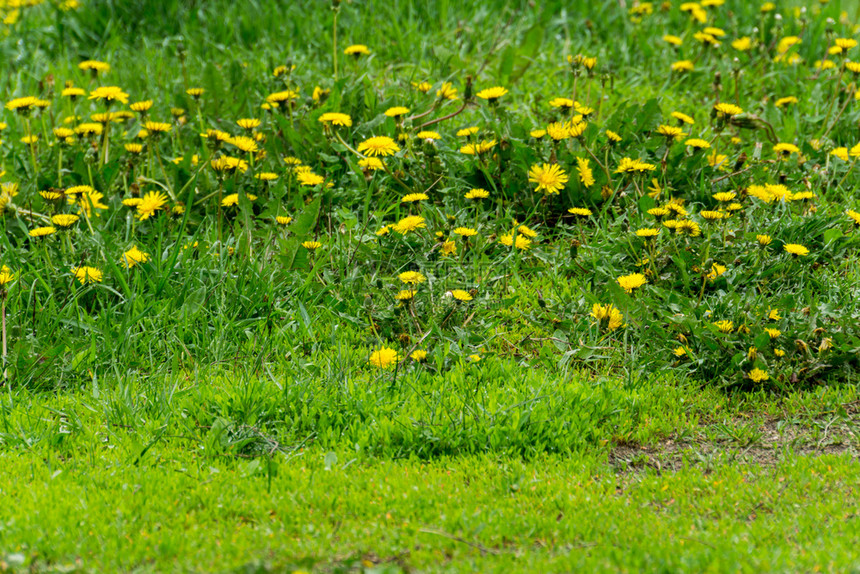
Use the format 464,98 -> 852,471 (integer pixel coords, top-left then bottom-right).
1,295 -> 6,386
332,10 -> 339,79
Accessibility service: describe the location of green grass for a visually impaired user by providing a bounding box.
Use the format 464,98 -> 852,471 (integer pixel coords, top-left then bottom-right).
0,0 -> 860,571
0,371 -> 858,571
2,415 -> 859,573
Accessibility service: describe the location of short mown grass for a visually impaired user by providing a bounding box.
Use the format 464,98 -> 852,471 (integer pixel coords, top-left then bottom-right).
2,408 -> 859,573
1,369 -> 858,571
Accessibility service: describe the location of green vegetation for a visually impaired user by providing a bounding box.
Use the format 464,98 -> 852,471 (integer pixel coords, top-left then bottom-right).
0,0 -> 858,571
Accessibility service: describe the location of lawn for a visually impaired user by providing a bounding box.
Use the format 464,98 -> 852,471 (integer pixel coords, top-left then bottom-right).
0,0 -> 859,571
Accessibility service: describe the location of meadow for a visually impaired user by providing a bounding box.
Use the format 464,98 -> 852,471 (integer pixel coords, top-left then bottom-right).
0,0 -> 859,571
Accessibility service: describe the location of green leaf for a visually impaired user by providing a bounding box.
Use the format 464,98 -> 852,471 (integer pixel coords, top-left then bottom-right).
823,228 -> 843,245
281,196 -> 322,270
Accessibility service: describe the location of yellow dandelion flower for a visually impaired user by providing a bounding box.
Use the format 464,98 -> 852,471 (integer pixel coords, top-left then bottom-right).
675,220 -> 701,237
143,121 -> 171,133
713,320 -> 734,333
465,188 -> 489,199
517,225 -> 537,238
437,82 -> 458,100
748,368 -> 769,382
657,125 -> 686,139
685,138 -> 711,149
266,90 -> 299,106
226,135 -> 259,154
617,273 -> 648,293
671,60 -> 694,72
450,289 -> 473,302
79,60 -> 110,74
401,193 -> 428,203
476,86 -> 508,101
773,142 -> 800,155
357,136 -> 400,157
136,191 -> 169,220
220,193 -> 257,207
528,163 -> 569,195
121,246 -> 150,269
671,111 -> 695,125
297,171 -> 325,186
456,126 -> 479,137
62,86 -> 86,98
236,118 -> 261,130
384,106 -> 410,117
714,103 -> 743,117
392,215 -> 426,235
0,266 -> 15,286
576,157 -> 595,187
369,346 -> 398,368
398,271 -> 426,284
130,100 -> 153,113
210,156 -> 249,174
88,86 -> 129,104
546,122 -> 570,141
396,289 -> 415,301
705,263 -> 727,281
358,157 -> 383,171
784,243 -> 809,256
72,266 -> 103,284
5,96 -> 43,112
412,81 -> 432,94
615,158 -> 657,173
453,227 -> 477,237
499,233 -> 532,250
29,226 -> 56,238
732,37 -> 752,51
51,214 -> 80,228
591,303 -> 624,331
774,96 -> 798,108
344,44 -> 370,56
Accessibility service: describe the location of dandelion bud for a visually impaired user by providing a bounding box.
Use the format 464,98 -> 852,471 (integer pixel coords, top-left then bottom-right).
84,145 -> 98,165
